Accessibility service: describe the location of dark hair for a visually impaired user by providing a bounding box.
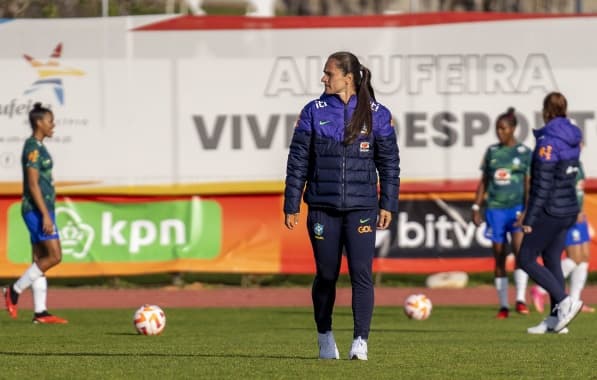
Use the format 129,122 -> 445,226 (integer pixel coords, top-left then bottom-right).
328,52 -> 376,145
496,107 -> 517,128
542,92 -> 567,123
28,102 -> 52,130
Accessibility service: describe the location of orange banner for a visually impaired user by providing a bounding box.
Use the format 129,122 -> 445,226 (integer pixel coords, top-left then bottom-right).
0,193 -> 595,277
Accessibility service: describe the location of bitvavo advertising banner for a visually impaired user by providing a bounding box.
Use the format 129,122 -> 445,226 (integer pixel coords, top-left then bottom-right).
0,14 -> 596,195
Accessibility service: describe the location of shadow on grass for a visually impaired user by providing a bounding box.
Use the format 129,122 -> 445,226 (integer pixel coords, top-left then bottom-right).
266,309 -> 313,315
372,328 -> 463,333
0,351 -> 315,360
106,332 -> 140,336
270,309 -> 353,316
280,326 -> 461,333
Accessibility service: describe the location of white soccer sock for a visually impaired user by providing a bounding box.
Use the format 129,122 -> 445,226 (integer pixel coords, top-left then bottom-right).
13,262 -> 43,294
495,277 -> 509,308
32,276 -> 48,313
569,262 -> 588,302
561,257 -> 577,279
514,269 -> 528,303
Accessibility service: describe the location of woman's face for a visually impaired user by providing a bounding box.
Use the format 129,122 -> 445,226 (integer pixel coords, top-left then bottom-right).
321,59 -> 353,96
36,112 -> 55,138
495,119 -> 514,145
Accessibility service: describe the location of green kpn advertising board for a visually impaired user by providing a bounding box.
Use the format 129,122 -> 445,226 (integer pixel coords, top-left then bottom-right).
7,198 -> 221,263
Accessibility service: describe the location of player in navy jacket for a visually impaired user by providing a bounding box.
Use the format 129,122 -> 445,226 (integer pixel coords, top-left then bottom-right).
518,92 -> 584,334
284,52 -> 400,360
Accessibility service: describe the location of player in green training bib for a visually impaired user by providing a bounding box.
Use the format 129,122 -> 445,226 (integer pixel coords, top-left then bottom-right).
3,102 -> 67,324
21,132 -> 56,216
472,107 -> 532,319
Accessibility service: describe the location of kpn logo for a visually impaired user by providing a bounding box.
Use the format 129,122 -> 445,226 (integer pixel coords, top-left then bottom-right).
57,207 -> 94,259
7,199 -> 222,263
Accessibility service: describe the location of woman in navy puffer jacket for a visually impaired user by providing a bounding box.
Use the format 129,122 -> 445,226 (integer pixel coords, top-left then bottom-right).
519,92 -> 584,334
283,51 -> 400,360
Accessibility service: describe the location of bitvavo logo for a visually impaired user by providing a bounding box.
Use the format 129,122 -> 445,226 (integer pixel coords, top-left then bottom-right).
397,212 -> 492,248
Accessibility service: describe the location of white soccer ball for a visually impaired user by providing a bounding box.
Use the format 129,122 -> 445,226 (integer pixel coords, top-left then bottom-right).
133,304 -> 166,335
403,294 -> 432,320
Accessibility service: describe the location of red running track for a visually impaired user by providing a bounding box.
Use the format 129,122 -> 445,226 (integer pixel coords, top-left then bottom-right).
8,285 -> 597,310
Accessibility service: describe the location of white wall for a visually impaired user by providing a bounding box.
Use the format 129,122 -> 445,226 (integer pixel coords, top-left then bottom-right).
1,15 -> 596,192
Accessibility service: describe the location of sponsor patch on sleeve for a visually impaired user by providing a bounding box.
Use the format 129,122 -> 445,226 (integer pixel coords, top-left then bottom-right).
28,150 -> 39,163
538,145 -> 552,161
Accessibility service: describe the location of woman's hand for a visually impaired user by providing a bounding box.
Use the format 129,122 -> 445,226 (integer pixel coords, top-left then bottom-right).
472,210 -> 482,226
377,209 -> 392,230
285,213 -> 300,230
42,214 -> 55,235
514,211 -> 525,227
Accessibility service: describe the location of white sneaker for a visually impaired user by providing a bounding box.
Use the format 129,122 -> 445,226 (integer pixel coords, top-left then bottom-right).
318,331 -> 339,359
527,316 -> 569,334
554,297 -> 583,333
348,336 -> 368,360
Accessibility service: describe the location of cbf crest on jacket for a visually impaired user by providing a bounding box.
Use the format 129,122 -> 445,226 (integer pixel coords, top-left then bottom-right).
524,116 -> 582,227
284,93 -> 400,214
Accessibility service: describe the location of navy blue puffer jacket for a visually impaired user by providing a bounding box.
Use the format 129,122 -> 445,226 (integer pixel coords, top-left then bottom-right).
284,93 -> 400,214
524,117 -> 582,227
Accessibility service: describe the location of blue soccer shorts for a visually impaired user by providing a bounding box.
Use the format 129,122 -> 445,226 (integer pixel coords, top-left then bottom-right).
484,205 -> 523,244
565,219 -> 590,246
23,210 -> 60,244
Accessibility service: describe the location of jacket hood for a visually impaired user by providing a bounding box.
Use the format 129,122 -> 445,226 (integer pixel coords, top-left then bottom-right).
534,117 -> 582,147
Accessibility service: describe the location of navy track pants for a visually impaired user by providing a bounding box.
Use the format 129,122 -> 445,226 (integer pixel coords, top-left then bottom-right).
517,209 -> 576,308
307,207 -> 378,339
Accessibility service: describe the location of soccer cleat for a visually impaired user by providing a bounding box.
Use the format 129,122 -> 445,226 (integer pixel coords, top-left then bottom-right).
531,285 -> 547,313
33,313 -> 68,324
515,301 -> 530,315
317,331 -> 339,359
3,287 -> 17,319
527,316 -> 568,334
349,336 -> 368,361
496,307 -> 509,319
553,297 -> 583,333
581,304 -> 595,313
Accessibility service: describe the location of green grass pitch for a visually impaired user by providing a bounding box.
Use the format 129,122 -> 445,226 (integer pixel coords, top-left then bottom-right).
0,306 -> 595,379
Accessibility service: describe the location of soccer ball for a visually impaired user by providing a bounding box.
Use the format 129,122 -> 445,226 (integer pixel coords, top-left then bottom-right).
403,294 -> 432,320
133,304 -> 166,335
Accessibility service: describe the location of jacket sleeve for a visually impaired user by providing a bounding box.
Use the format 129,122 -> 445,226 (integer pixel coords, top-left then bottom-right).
524,141 -> 559,226
283,105 -> 313,214
374,110 -> 400,213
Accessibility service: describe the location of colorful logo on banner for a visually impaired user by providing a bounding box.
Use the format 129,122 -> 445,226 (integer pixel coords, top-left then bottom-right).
6,198 -> 222,263
23,43 -> 85,105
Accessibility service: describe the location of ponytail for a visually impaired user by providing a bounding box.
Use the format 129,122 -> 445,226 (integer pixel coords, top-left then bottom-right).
328,52 -> 376,145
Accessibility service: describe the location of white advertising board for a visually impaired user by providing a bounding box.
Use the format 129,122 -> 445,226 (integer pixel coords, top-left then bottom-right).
1,14 -> 596,193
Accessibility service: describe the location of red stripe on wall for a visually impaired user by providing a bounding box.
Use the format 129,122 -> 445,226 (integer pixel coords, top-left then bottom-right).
133,12 -> 597,32
400,178 -> 597,193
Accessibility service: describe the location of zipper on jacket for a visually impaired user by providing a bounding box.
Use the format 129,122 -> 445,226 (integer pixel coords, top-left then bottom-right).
342,103 -> 349,208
